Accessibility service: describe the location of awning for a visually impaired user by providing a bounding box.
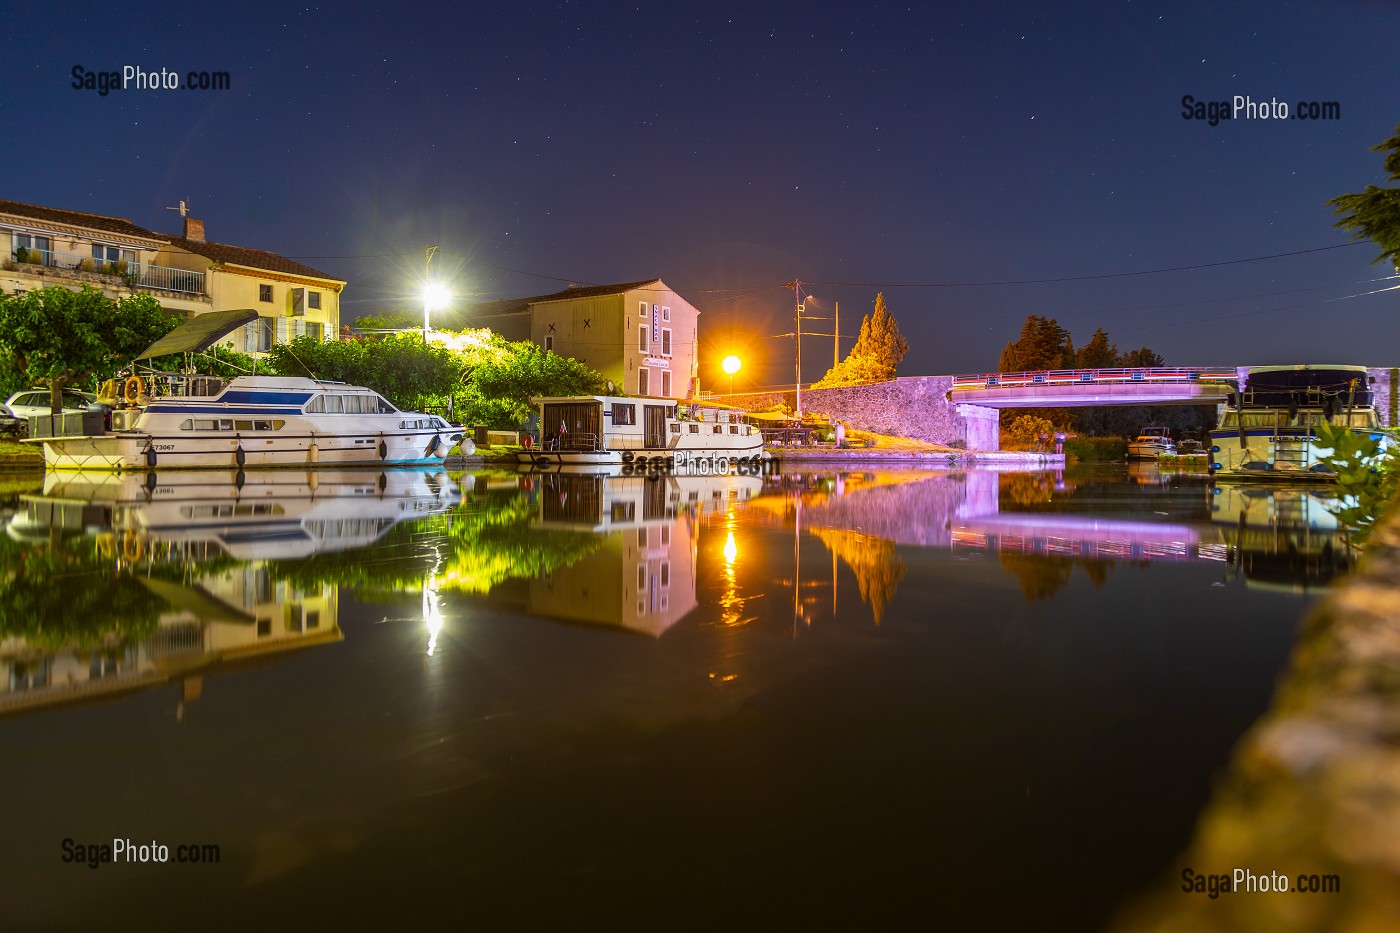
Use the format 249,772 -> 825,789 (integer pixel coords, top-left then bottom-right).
136,309 -> 260,360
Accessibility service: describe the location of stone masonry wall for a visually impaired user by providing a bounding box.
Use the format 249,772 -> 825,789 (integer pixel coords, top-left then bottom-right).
723,376 -> 1001,450
1370,367 -> 1397,428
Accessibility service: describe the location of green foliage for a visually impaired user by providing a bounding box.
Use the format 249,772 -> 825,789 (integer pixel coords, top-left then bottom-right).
459,339 -> 605,428
1003,414 -> 1059,450
1329,123 -> 1400,267
0,532 -> 164,649
354,309 -> 425,330
813,292 -> 909,387
1316,421 -> 1399,542
1120,346 -> 1165,367
1064,436 -> 1127,461
0,287 -> 178,405
1075,328 -> 1119,368
265,332 -> 463,412
999,315 -> 1075,372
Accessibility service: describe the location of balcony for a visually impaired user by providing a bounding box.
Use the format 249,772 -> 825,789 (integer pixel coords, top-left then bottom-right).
7,248 -> 206,297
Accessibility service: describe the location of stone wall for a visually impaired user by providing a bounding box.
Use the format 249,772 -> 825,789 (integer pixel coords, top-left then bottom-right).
724,376 -> 1001,450
1370,367 -> 1397,428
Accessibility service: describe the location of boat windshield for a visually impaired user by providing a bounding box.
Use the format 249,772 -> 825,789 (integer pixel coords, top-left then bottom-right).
1218,409 -> 1378,429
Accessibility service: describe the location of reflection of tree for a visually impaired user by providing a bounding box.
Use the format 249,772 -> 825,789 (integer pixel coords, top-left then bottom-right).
811,529 -> 906,624
1000,472 -> 1057,508
265,489 -> 603,597
0,532 -> 163,649
997,553 -> 1117,602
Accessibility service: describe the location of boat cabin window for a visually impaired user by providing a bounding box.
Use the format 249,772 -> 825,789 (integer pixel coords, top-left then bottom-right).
611,403 -> 636,425
180,419 -> 284,432
729,425 -> 739,434
305,394 -> 395,414
670,423 -> 680,434
713,425 -> 723,434
688,424 -> 699,434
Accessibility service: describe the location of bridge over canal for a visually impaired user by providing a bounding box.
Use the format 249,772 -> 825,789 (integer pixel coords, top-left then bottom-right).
948,366 -> 1239,408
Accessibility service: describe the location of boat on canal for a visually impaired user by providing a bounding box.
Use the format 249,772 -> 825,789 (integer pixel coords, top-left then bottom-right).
24,310 -> 469,471
518,395 -> 767,472
1127,426 -> 1176,459
1208,364 -> 1390,482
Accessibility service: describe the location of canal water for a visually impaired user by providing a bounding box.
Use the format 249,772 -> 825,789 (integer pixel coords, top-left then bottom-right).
0,465 -> 1355,929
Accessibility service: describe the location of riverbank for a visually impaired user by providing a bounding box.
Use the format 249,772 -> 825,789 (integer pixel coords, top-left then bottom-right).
452,448 -> 1066,469
1114,503 -> 1400,931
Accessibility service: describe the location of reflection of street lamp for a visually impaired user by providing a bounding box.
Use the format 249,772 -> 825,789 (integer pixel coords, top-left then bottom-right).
722,354 -> 742,397
422,282 -> 449,344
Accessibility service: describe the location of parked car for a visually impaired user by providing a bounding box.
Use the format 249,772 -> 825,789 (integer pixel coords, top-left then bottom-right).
0,402 -> 25,438
4,388 -> 98,420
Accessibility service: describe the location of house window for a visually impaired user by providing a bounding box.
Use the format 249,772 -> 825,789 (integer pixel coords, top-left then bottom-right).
638,368 -> 649,396
544,334 -> 554,351
638,325 -> 648,352
611,403 -> 636,425
247,316 -> 274,353
259,284 -> 273,302
306,322 -> 324,341
639,301 -> 647,317
14,234 -> 51,264
91,245 -> 134,265
661,371 -> 671,397
661,328 -> 672,357
308,291 -> 322,309
662,306 -> 671,322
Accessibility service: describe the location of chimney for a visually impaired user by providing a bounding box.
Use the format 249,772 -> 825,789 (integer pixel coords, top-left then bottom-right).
183,216 -> 205,242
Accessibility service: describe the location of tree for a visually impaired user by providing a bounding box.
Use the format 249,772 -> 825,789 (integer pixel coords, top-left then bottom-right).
1329,123 -> 1400,267
998,315 -> 1074,372
1119,346 -> 1165,367
459,339 -> 604,428
266,332 -> 463,412
0,286 -> 178,412
812,292 -> 909,387
1076,328 -> 1119,368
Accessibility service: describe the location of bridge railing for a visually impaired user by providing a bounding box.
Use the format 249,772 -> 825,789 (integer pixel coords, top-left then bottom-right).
951,366 -> 1238,391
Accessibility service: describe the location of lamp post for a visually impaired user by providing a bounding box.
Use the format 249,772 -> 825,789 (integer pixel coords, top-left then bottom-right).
793,283 -> 813,420
422,282 -> 449,344
722,354 -> 742,398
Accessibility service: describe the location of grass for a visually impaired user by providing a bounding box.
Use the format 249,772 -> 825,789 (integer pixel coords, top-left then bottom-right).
0,438 -> 42,462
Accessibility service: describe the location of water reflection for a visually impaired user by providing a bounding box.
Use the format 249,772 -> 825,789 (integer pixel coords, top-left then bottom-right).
1,469 -> 462,717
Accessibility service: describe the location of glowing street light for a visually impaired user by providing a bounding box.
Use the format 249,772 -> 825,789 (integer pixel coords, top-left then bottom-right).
422,281 -> 450,344
721,354 -> 742,397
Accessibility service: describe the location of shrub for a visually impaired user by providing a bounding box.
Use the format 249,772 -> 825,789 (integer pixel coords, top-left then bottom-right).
1003,414 -> 1058,450
1064,436 -> 1127,461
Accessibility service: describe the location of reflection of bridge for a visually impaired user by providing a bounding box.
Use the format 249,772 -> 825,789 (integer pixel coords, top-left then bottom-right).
952,514 -> 1228,563
950,366 -> 1238,408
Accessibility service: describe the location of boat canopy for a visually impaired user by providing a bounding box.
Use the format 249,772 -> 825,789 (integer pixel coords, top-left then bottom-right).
135,309 -> 260,360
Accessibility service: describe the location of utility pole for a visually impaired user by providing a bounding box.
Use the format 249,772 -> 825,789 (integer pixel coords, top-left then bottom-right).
794,280 -> 803,420
423,244 -> 439,344
834,301 -> 840,369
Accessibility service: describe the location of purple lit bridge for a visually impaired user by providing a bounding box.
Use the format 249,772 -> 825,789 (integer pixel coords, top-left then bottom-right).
949,367 -> 1239,408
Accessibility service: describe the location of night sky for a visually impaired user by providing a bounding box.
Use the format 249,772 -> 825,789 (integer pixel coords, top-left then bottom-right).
5,1 -> 1398,391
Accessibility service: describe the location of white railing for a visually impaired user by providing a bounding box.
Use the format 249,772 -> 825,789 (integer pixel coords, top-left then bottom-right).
951,366 -> 1239,390
9,248 -> 206,296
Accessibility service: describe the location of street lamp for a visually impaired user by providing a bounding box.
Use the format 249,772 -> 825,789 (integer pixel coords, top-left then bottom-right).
422,282 -> 449,344
722,354 -> 742,398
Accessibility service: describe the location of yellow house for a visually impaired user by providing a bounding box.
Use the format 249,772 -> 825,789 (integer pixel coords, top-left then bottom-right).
460,278 -> 700,399
156,215 -> 344,357
0,199 -> 343,358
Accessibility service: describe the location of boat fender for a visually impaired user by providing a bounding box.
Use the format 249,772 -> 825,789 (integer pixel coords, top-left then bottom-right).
535,455 -> 551,468
378,438 -> 388,460
145,446 -> 157,468
424,433 -> 441,459
378,472 -> 388,493
234,470 -> 246,490
235,445 -> 246,467
124,375 -> 145,404
145,471 -> 158,492
308,442 -> 319,464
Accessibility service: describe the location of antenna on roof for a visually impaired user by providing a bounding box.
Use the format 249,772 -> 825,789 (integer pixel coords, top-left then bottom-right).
165,199 -> 191,217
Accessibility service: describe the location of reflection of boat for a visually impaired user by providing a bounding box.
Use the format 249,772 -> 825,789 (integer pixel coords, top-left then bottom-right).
17,468 -> 464,559
518,395 -> 766,470
529,470 -> 761,532
1127,427 -> 1175,459
1210,483 -> 1356,591
1209,364 -> 1389,481
27,310 -> 469,471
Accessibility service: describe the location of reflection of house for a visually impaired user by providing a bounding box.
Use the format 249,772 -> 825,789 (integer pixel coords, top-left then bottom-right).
0,199 -> 343,358
526,473 -> 759,635
461,279 -> 699,398
1,576 -> 340,718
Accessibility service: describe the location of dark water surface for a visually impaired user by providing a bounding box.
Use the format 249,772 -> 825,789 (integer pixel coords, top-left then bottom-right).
0,465 -> 1355,929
